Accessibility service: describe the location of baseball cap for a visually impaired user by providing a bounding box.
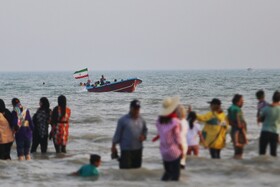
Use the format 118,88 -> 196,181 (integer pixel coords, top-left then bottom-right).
130,99 -> 141,108
207,98 -> 222,105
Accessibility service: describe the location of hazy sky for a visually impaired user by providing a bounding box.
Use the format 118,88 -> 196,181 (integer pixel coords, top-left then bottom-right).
0,0 -> 279,71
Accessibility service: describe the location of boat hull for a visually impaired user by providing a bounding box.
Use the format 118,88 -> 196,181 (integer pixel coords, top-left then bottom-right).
87,78 -> 142,93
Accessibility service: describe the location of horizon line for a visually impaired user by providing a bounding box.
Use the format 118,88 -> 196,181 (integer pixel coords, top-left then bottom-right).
0,68 -> 279,73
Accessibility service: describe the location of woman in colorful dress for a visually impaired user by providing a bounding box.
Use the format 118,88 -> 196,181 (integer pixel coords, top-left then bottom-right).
50,95 -> 71,153
31,97 -> 52,153
11,98 -> 34,160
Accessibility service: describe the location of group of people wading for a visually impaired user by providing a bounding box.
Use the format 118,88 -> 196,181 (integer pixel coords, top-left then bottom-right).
0,95 -> 71,160
1,90 -> 280,182
111,90 -> 280,181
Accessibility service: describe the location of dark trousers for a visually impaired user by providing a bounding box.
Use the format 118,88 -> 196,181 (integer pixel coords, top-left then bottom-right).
16,139 -> 31,157
259,131 -> 279,156
31,134 -> 48,153
0,142 -> 13,160
119,149 -> 142,169
162,156 -> 181,181
53,141 -> 66,153
209,148 -> 221,159
231,130 -> 244,156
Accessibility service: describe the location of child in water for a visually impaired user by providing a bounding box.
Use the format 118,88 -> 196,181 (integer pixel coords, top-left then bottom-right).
187,111 -> 206,156
71,154 -> 101,177
234,121 -> 248,147
256,90 -> 268,125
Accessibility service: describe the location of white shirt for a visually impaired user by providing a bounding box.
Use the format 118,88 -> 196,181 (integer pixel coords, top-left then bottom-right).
187,122 -> 201,146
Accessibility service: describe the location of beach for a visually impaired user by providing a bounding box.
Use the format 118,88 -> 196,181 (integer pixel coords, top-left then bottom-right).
0,70 -> 280,187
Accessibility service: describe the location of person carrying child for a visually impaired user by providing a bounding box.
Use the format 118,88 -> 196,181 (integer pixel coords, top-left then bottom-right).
228,94 -> 248,159
258,91 -> 280,157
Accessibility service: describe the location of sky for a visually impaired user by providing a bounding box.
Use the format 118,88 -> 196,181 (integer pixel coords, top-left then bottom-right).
0,0 -> 280,72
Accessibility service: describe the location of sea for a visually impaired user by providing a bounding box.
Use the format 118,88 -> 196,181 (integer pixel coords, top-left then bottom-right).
0,70 -> 280,187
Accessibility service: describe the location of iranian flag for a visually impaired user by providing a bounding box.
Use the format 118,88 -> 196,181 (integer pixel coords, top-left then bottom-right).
73,68 -> 89,79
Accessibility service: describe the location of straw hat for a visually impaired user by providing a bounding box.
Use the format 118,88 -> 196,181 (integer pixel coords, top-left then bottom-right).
160,96 -> 180,116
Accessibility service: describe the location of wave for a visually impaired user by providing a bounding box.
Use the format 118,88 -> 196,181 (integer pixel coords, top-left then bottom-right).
70,134 -> 111,142
71,116 -> 103,124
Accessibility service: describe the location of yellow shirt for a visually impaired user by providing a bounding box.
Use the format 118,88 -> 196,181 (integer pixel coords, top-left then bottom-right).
197,111 -> 229,149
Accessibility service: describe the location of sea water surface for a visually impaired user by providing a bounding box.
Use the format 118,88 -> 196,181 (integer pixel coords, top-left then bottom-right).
0,70 -> 280,187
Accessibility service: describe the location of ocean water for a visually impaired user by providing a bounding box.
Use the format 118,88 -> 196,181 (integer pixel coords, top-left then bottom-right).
0,70 -> 280,187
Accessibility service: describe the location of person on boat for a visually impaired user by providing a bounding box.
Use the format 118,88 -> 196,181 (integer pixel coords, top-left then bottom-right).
94,81 -> 100,87
111,99 -> 148,169
50,95 -> 71,153
0,99 -> 14,160
31,97 -> 52,153
196,98 -> 229,159
100,75 -> 106,85
11,98 -> 34,160
86,79 -> 91,86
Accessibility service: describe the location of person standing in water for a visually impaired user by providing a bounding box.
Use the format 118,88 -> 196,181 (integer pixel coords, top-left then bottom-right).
31,97 -> 52,153
258,91 -> 280,156
187,111 -> 206,156
176,104 -> 188,169
111,99 -> 148,169
228,94 -> 248,159
0,99 -> 14,160
50,95 -> 71,153
11,98 -> 34,160
156,96 -> 182,181
256,90 -> 269,126
196,98 -> 228,159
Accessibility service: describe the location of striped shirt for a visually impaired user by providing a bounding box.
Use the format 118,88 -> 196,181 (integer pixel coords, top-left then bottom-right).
156,118 -> 182,161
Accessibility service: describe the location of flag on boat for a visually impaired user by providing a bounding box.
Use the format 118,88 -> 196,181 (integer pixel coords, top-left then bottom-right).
73,68 -> 89,79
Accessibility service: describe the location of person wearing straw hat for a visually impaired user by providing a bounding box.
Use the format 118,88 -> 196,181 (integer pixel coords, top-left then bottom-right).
155,96 -> 183,181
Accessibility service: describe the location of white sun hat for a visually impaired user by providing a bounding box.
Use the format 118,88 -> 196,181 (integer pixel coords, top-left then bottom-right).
159,96 -> 180,116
